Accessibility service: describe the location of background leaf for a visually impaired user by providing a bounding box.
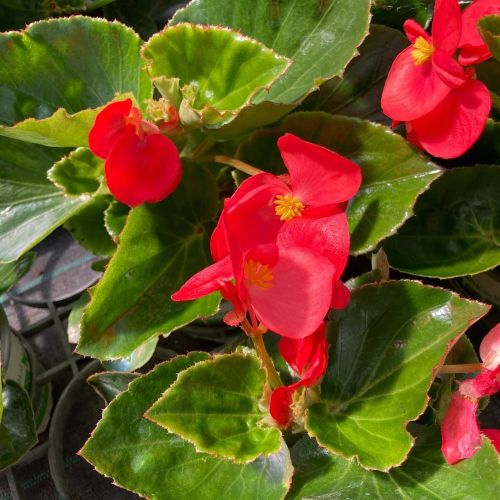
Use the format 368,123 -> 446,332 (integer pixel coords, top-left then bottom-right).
479,14 -> 500,62
147,353 -> 281,462
305,281 -> 489,470
383,166 -> 500,278
287,427 -> 500,499
142,23 -> 291,128
87,371 -> 139,404
0,252 -> 35,295
237,112 -> 442,254
301,25 -> 408,124
77,164 -> 221,360
0,136 -> 90,263
0,380 -> 37,471
372,0 -> 433,30
81,353 -> 293,500
0,17 -> 152,146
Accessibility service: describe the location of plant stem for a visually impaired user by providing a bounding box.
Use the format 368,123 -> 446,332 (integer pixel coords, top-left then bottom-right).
214,155 -> 264,176
241,318 -> 283,389
439,363 -> 483,374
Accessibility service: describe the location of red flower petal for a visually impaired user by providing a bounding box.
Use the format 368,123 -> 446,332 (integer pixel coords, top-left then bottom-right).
441,392 -> 482,464
482,429 -> 500,454
269,384 -> 300,427
330,280 -> 351,310
459,0 -> 500,65
479,323 -> 500,371
407,76 -> 491,158
171,256 -> 232,301
105,128 -> 182,206
403,19 -> 429,43
278,134 -> 362,209
459,366 -> 500,399
431,0 -> 462,55
432,51 -> 468,88
89,99 -> 133,159
381,47 -> 451,121
247,247 -> 334,339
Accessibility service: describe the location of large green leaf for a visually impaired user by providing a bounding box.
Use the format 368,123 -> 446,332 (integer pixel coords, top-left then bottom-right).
479,14 -> 500,62
147,353 -> 281,462
237,113 -> 442,254
142,24 -> 291,128
305,281 -> 489,471
0,252 -> 34,295
77,164 -> 221,360
383,166 -> 500,278
302,25 -> 408,124
81,353 -> 293,500
0,380 -> 37,471
288,428 -> 500,499
0,136 -> 90,263
0,17 -> 152,146
172,0 -> 371,105
64,196 -> 116,257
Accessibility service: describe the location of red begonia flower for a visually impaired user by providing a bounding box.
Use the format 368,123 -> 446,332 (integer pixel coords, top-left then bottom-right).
88,98 -> 182,207
479,322 -> 500,370
441,392 -> 482,464
459,366 -> 500,399
381,0 -> 462,121
459,0 -> 500,65
404,70 -> 491,158
270,323 -> 328,427
482,429 -> 500,454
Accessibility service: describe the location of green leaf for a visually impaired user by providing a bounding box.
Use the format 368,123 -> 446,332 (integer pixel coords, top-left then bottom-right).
64,196 -> 116,257
104,200 -> 129,240
81,353 -> 293,500
87,371 -> 139,405
0,17 -> 152,146
372,0 -> 433,30
0,252 -> 35,295
172,0 -> 371,106
48,147 -> 103,196
102,337 -> 158,372
0,136 -> 90,263
147,353 -> 281,462
237,112 -> 442,254
479,14 -> 500,62
302,25 -> 408,124
77,164 -> 221,360
142,24 -> 291,128
383,166 -> 500,278
67,291 -> 90,344
287,427 -> 500,499
0,380 -> 37,471
305,281 -> 489,470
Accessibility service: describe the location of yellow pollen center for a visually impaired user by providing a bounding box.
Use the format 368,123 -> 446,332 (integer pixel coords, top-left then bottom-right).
411,36 -> 434,65
274,194 -> 305,221
244,259 -> 273,289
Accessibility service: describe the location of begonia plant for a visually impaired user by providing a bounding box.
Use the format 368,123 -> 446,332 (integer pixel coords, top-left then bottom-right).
0,0 -> 500,497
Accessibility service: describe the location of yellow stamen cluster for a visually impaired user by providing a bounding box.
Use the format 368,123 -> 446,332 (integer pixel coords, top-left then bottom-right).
411,36 -> 434,65
274,194 -> 305,221
244,260 -> 273,289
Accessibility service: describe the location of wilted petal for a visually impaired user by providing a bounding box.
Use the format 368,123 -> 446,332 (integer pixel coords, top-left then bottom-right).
479,323 -> 500,370
459,366 -> 500,399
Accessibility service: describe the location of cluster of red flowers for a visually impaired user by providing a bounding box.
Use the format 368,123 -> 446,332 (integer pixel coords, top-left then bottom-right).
441,323 -> 500,463
88,98 -> 181,206
382,0 -> 497,158
173,134 -> 362,426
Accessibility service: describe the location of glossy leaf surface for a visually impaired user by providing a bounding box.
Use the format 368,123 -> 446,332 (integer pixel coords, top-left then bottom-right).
383,166 -> 500,278
77,165 -> 220,360
87,371 -> 139,405
81,353 -> 293,500
0,137 -> 90,263
306,281 -> 488,470
0,17 -> 151,145
302,25 -> 407,124
143,24 -> 290,127
0,253 -> 35,295
172,0 -> 371,104
237,113 -> 441,254
104,201 -> 129,240
0,380 -> 37,471
372,0 -> 433,30
288,428 -> 500,499
147,353 -> 281,462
